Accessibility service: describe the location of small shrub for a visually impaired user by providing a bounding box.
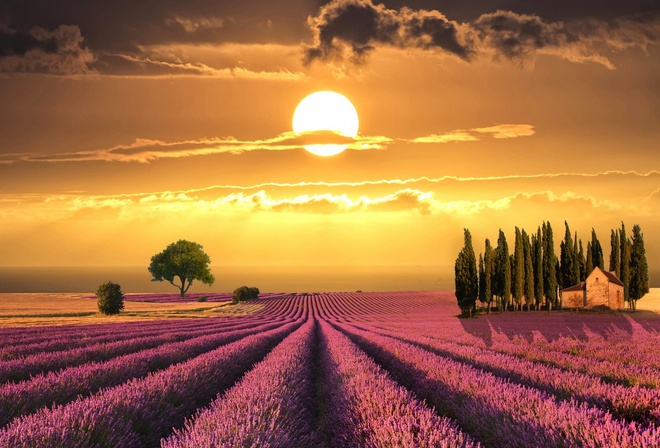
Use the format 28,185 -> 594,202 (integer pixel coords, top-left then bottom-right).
591,304 -> 612,313
197,296 -> 208,302
96,281 -> 125,315
232,286 -> 259,304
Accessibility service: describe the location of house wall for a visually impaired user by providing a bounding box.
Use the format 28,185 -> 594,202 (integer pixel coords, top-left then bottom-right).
585,272 -> 609,308
563,290 -> 585,308
608,283 -> 624,310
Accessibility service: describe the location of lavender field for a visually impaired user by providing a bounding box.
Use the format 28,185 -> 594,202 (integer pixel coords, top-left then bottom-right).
1,291 -> 659,447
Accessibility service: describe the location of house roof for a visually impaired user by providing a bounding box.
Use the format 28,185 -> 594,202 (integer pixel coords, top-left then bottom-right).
601,269 -> 625,286
561,281 -> 585,292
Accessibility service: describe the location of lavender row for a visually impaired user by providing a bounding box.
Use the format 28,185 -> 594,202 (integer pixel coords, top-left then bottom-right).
120,292 -> 289,303
0,317 -> 217,350
535,332 -> 660,371
163,318 -> 319,447
377,320 -> 660,389
0,313 -> 272,351
337,323 -> 660,448
317,320 -> 479,448
0,318 -> 293,428
0,317 -> 275,385
0,319 -> 302,447
486,333 -> 660,389
0,292 -> 293,348
0,317 -> 249,360
355,322 -> 660,426
121,293 -> 233,303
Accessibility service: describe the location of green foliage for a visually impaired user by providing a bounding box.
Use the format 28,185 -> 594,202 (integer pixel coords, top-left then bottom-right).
591,228 -> 604,269
532,228 -> 544,309
620,223 -> 631,301
609,229 -> 620,276
478,254 -> 486,304
542,222 -> 558,307
629,224 -> 649,309
197,296 -> 208,302
232,286 -> 260,304
585,241 -> 593,278
494,229 -> 511,311
96,281 -> 124,315
454,229 -> 478,317
522,229 -> 535,308
512,227 -> 525,310
578,240 -> 586,281
483,239 -> 494,311
560,221 -> 578,289
148,240 -> 215,298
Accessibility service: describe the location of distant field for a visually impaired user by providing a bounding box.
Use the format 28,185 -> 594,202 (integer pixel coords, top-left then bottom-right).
0,293 -> 237,327
0,288 -> 658,327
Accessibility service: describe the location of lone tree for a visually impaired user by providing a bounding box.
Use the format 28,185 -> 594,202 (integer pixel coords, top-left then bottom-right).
148,240 -> 215,297
454,228 -> 478,317
96,281 -> 125,315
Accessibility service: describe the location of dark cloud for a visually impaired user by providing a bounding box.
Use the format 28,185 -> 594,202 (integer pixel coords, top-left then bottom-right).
0,26 -> 58,56
305,0 -> 660,67
305,0 -> 471,63
472,10 -> 574,60
0,24 -> 94,74
380,1 -> 659,23
1,0 -> 317,53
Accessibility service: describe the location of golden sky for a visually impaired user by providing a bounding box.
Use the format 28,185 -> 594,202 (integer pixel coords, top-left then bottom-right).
0,1 -> 659,282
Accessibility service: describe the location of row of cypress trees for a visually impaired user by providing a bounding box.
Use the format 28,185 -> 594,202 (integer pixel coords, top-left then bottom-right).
455,222 -> 649,316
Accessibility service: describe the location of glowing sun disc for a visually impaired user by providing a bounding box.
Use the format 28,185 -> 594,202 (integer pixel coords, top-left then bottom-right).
292,91 -> 359,156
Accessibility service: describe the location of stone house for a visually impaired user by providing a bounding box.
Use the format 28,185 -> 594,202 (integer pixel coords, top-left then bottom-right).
560,266 -> 624,310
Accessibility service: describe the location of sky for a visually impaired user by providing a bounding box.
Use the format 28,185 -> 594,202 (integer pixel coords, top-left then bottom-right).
0,1 -> 659,285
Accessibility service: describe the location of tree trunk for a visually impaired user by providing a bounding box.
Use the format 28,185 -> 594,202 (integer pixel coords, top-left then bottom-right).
178,276 -> 186,298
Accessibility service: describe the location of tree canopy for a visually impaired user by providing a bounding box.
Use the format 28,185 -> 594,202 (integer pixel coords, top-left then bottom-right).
96,281 -> 124,315
454,228 -> 478,317
148,240 -> 215,297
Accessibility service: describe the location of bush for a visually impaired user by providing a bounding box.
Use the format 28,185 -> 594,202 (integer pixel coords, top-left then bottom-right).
96,281 -> 125,315
232,286 -> 259,304
197,296 -> 208,302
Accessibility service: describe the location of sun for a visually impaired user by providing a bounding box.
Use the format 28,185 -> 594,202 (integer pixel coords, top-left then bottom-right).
292,91 -> 359,156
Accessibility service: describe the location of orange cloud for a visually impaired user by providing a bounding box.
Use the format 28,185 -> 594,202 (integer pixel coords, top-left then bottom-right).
3,132 -> 392,164
411,124 -> 534,143
106,53 -> 305,80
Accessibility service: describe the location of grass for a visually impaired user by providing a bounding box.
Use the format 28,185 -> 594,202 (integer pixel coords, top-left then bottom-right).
0,293 -> 237,327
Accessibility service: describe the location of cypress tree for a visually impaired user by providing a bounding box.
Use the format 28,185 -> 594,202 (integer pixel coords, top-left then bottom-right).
478,253 -> 486,307
573,232 -> 581,284
484,238 -> 494,313
560,221 -> 576,289
620,222 -> 631,303
533,227 -> 544,310
585,241 -> 593,277
523,229 -> 535,310
454,228 -> 478,316
591,228 -> 604,269
543,222 -> 558,308
629,224 -> 649,311
609,229 -> 620,276
513,227 -> 525,312
578,239 -> 586,280
494,229 -> 511,312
